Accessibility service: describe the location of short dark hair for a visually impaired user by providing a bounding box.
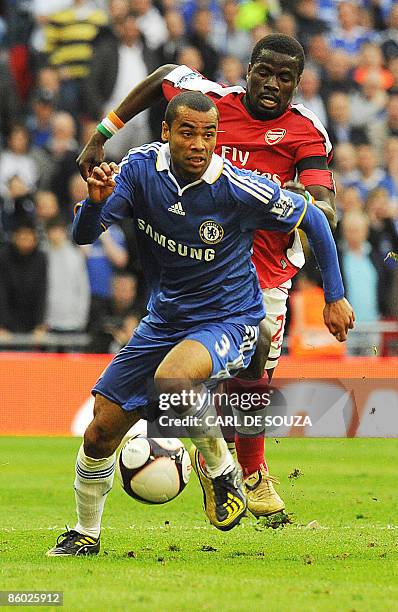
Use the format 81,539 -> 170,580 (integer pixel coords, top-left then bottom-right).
165,91 -> 218,126
250,34 -> 305,76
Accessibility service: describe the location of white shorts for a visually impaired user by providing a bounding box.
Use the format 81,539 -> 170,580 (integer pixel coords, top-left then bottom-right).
263,279 -> 291,370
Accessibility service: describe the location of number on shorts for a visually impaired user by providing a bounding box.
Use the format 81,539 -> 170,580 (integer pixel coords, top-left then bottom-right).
215,333 -> 231,358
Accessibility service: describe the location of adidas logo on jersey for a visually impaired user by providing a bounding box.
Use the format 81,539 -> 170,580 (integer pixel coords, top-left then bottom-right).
168,201 -> 186,216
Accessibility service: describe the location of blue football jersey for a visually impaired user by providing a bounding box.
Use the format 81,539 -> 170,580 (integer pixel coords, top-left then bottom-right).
77,142 -> 307,327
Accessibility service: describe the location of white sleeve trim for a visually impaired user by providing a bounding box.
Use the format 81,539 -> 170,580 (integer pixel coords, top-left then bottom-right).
291,103 -> 332,156
165,65 -> 245,97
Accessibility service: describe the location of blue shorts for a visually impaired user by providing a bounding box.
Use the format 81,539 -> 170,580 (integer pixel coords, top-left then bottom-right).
93,316 -> 258,412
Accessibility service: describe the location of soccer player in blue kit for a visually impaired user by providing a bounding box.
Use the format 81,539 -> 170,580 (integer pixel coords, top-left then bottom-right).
47,92 -> 354,555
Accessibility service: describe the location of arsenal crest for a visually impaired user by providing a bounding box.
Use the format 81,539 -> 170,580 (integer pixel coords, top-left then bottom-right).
264,129 -> 286,145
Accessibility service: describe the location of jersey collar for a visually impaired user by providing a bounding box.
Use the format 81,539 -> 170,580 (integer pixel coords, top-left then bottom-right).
156,142 -> 224,184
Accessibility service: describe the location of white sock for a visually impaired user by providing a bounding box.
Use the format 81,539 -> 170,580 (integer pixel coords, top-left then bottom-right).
74,444 -> 115,539
183,386 -> 235,478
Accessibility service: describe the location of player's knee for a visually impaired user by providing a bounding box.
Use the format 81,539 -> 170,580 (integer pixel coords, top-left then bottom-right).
84,423 -> 117,459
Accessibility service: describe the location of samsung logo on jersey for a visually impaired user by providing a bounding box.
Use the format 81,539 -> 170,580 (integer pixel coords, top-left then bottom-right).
137,219 -> 216,261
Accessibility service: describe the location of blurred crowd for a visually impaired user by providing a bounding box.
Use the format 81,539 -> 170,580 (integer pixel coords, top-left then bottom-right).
0,0 -> 398,355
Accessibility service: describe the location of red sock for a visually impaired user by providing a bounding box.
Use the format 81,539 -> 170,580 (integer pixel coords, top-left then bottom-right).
226,377 -> 270,477
235,433 -> 267,477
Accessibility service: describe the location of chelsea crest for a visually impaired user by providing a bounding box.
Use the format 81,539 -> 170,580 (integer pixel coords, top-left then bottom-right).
199,220 -> 224,245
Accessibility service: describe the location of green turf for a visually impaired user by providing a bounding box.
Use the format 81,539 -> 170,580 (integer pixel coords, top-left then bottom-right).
1,437 -> 397,611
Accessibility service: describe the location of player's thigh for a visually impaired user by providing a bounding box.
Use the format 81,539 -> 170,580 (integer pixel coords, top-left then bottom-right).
186,321 -> 259,381
93,317 -> 182,413
263,281 -> 291,370
155,339 -> 213,387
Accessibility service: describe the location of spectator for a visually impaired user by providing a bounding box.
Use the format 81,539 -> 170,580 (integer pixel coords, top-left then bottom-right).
0,220 -> 47,336
366,184 -> 398,241
353,42 -> 394,89
68,173 -> 87,210
130,0 -> 168,50
380,4 -> 398,62
333,142 -> 361,187
30,0 -> 74,54
218,56 -> 246,87
339,210 -> 383,354
329,1 -> 373,58
293,0 -> 329,49
85,13 -> 158,160
188,8 -> 220,80
25,89 -> 56,148
108,0 -> 131,26
0,125 -> 39,198
274,12 -> 297,39
349,71 -> 388,129
45,216 -> 90,334
326,91 -> 368,147
80,225 -> 129,308
294,66 -> 327,125
351,143 -> 395,200
368,94 -> 398,161
179,0 -> 224,36
88,272 -> 142,353
307,33 -> 330,74
43,0 -> 108,115
176,45 -> 204,73
157,10 -> 188,65
340,211 -> 383,323
319,49 -> 356,100
336,185 -> 364,219
211,0 -> 252,66
315,0 -> 336,28
250,23 -> 273,47
34,190 -> 61,245
0,176 -> 35,241
34,112 -> 79,214
34,66 -> 61,100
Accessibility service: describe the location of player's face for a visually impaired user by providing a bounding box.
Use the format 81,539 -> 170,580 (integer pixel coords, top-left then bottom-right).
245,50 -> 301,120
162,106 -> 218,181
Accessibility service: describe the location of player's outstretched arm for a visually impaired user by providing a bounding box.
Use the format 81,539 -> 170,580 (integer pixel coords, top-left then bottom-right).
77,64 -> 177,179
298,203 -> 355,342
73,162 -> 119,245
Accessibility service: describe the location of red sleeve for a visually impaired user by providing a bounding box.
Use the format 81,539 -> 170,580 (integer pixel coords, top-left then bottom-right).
290,104 -> 333,164
162,65 -> 244,102
299,168 -> 335,191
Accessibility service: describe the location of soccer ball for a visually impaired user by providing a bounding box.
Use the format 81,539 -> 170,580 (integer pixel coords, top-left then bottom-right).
117,435 -> 192,504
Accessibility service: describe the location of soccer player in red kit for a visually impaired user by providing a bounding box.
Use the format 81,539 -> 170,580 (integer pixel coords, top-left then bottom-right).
78,35 -> 342,517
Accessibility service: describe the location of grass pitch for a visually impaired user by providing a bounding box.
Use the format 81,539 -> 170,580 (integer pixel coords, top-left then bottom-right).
1,437 -> 397,611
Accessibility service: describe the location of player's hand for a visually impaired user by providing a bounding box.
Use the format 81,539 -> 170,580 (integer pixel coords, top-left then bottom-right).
87,162 -> 119,203
283,180 -> 306,197
323,298 -> 355,342
77,132 -> 107,180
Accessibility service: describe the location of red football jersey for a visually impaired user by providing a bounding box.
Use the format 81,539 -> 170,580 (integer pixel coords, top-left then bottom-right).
163,66 -> 334,289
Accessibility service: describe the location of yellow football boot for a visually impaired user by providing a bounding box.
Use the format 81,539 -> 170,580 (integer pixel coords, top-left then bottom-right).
244,465 -> 285,517
189,446 -> 246,531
